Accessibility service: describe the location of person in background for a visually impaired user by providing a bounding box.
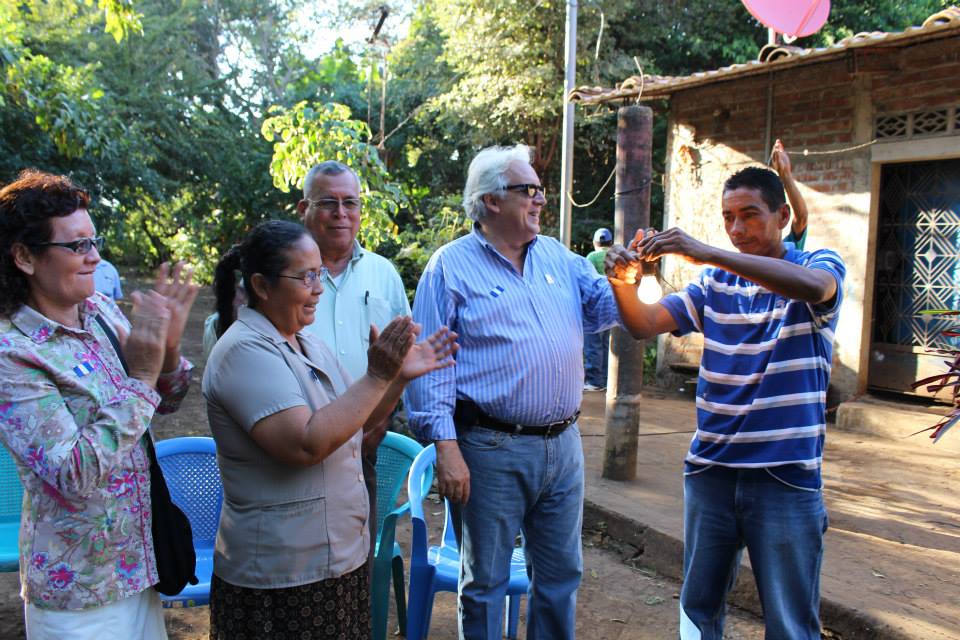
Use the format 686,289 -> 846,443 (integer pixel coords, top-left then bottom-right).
203,220 -> 455,639
93,257 -> 123,300
584,227 -> 613,390
296,160 -> 411,567
770,139 -> 809,250
0,169 -> 197,640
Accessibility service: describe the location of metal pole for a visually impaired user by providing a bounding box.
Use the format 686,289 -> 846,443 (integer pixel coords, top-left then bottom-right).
558,0 -> 577,248
602,105 -> 653,481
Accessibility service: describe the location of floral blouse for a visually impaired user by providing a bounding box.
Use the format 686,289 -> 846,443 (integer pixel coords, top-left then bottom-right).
0,293 -> 192,610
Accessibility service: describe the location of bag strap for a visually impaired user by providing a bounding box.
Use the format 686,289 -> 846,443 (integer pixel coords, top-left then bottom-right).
94,314 -> 160,460
94,314 -> 130,375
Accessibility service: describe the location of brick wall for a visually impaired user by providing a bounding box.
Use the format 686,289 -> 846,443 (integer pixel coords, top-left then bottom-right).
654,35 -> 960,400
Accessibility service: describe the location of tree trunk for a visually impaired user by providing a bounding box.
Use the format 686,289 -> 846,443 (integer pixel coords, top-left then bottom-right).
602,105 -> 653,481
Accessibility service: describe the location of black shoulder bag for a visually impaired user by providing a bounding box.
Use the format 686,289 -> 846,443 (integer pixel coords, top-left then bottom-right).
95,315 -> 198,596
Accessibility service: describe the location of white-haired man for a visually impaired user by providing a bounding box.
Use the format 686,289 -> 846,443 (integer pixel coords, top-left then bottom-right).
297,161 -> 411,567
405,145 -> 622,639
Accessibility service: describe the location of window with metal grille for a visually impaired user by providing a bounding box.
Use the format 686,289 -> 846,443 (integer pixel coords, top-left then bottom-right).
874,106 -> 958,140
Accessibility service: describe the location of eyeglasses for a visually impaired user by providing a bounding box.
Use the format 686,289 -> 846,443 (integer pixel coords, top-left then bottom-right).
504,184 -> 546,199
31,236 -> 104,255
307,197 -> 362,214
277,267 -> 328,288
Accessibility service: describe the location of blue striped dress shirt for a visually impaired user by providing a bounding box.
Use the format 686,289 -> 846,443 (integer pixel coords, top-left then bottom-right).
405,225 -> 622,442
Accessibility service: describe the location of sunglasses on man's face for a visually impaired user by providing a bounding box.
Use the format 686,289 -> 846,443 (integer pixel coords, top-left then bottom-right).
31,236 -> 105,255
504,184 -> 545,199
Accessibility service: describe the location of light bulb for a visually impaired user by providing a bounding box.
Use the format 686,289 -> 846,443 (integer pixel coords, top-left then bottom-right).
637,274 -> 663,304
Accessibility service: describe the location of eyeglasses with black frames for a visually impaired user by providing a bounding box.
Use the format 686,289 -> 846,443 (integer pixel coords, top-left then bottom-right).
504,184 -> 546,199
276,267 -> 329,288
307,198 -> 362,214
31,236 -> 105,255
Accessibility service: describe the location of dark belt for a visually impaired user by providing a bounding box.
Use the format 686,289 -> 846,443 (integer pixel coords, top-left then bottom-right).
454,400 -> 579,438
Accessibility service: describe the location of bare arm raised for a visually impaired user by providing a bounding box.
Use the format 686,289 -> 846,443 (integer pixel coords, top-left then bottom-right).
770,139 -> 808,239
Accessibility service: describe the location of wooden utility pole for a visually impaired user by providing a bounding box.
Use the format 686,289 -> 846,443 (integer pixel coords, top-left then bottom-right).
558,0 -> 578,247
602,105 -> 652,481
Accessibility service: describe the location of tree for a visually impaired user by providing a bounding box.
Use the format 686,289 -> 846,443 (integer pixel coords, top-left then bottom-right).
2,0 -> 948,286
262,100 -> 408,250
1,0 -> 302,279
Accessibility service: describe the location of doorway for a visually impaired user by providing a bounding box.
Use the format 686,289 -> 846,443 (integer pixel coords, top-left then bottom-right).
869,158 -> 960,397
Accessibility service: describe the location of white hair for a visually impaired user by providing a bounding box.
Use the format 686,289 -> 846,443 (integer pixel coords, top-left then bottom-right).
462,144 -> 533,221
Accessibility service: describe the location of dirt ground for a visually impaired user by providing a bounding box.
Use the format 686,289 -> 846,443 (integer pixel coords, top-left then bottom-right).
0,285 -> 766,639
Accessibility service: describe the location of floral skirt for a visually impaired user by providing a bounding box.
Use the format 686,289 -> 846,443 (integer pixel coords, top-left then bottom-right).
208,563 -> 370,640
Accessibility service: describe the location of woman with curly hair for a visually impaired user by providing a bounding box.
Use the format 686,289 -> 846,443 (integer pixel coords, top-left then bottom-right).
0,169 -> 198,639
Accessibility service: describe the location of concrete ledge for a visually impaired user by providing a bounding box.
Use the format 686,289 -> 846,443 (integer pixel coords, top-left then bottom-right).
583,500 -> 916,640
835,396 -> 960,454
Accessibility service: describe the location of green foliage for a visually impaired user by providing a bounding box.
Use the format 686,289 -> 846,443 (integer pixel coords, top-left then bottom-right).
0,0 -> 947,293
93,0 -> 144,42
809,0 -> 951,45
426,0 -> 568,175
262,101 -> 408,250
387,196 -> 473,299
5,55 -> 113,159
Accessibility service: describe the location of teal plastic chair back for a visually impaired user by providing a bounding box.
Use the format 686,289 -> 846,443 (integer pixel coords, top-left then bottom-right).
0,444 -> 24,571
372,431 -> 431,640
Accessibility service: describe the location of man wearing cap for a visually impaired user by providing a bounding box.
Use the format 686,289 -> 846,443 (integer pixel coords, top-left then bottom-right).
584,228 -> 613,390
405,145 -> 622,640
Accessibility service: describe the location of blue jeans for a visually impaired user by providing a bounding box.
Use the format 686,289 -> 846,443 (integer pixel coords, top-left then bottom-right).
457,424 -> 584,640
680,466 -> 828,640
583,330 -> 609,387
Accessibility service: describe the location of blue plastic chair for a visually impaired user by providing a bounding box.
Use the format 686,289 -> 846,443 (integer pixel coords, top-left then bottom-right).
0,444 -> 24,572
154,436 -> 222,607
406,445 -> 528,640
372,432 -> 428,640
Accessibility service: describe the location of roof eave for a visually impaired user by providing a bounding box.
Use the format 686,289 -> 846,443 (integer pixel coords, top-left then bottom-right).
569,22 -> 960,106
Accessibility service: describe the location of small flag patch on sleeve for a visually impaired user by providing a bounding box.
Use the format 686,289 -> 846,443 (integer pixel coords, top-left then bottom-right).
489,285 -> 505,298
73,361 -> 95,377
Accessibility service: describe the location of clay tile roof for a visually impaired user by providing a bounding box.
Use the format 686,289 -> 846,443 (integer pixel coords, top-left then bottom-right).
569,6 -> 960,105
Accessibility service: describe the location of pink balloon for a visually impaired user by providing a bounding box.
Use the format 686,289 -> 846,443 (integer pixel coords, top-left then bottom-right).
741,0 -> 831,37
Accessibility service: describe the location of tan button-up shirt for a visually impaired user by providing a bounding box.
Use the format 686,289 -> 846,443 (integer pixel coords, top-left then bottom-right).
203,307 -> 368,588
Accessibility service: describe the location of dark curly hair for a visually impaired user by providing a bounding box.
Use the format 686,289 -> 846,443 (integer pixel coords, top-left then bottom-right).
723,166 -> 786,212
212,220 -> 310,334
0,169 -> 91,317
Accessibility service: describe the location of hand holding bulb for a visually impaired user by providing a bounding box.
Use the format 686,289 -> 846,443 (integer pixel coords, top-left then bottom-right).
629,228 -> 664,304
637,266 -> 663,304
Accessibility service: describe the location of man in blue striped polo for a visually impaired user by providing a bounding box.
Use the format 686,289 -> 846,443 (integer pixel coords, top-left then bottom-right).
405,144 -> 622,640
606,166 -> 845,640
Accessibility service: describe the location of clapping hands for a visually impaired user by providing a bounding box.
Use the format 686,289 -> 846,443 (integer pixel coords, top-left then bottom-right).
367,316 -> 458,383
125,261 -> 199,387
400,325 -> 458,381
153,261 -> 200,353
125,290 -> 171,388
